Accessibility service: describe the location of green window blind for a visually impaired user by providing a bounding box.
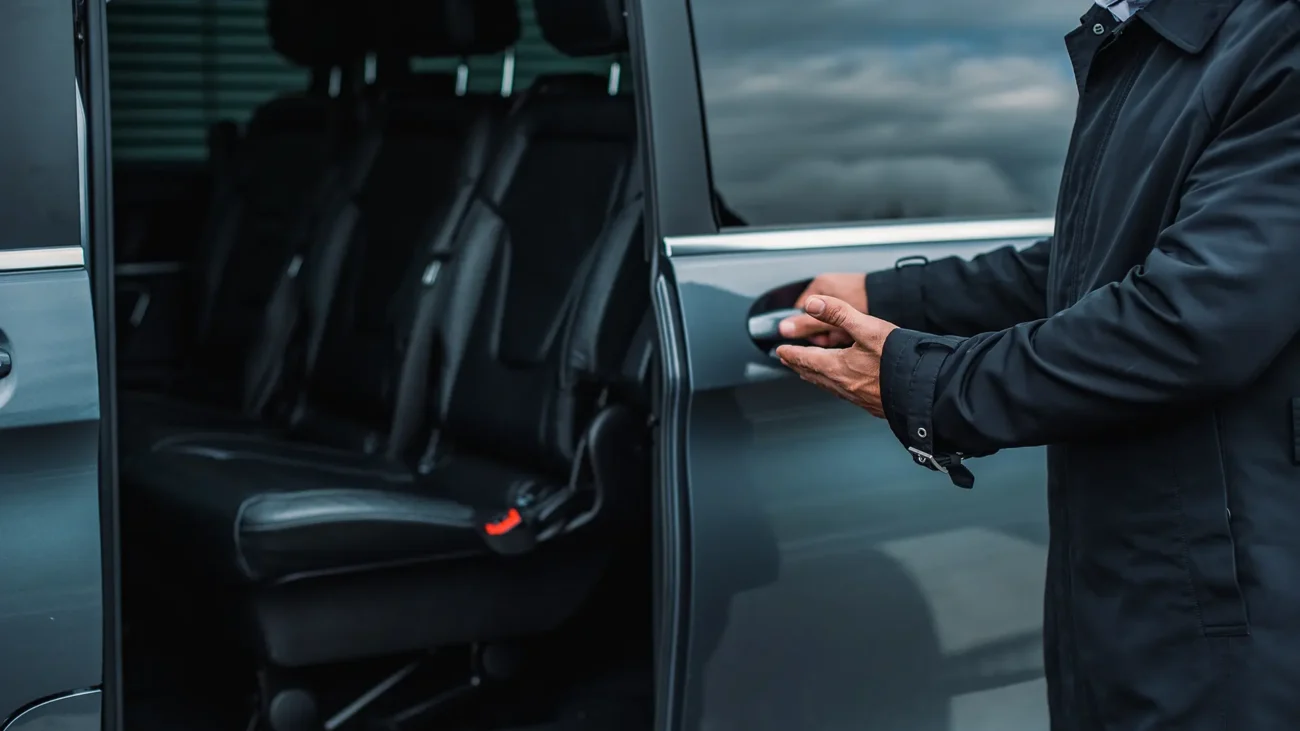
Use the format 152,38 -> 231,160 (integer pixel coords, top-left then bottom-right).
107,0 -> 307,161
108,0 -> 627,163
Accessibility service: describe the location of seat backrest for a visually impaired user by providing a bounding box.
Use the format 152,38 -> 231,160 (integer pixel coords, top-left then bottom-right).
429,0 -> 644,478
286,0 -> 521,452
176,0 -> 373,404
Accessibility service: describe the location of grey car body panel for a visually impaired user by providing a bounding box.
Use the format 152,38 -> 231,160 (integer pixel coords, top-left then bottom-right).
664,239 -> 1051,730
0,0 -> 105,728
634,0 -> 1055,725
0,269 -> 103,727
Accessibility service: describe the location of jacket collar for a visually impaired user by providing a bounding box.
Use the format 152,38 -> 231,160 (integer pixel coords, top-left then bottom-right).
1139,0 -> 1244,53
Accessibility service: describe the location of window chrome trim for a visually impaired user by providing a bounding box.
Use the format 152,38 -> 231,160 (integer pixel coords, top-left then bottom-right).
0,246 -> 86,272
664,217 -> 1055,257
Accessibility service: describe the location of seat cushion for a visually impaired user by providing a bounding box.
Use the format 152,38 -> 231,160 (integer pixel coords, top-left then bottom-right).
123,446 -> 563,584
127,448 -> 490,583
125,446 -> 612,666
148,431 -> 412,479
118,390 -> 271,459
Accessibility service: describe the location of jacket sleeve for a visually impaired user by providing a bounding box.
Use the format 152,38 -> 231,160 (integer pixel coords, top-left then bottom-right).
866,239 -> 1051,336
880,46 -> 1300,464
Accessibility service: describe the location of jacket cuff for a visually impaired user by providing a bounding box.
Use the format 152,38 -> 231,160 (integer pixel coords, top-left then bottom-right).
866,264 -> 927,331
880,328 -> 976,488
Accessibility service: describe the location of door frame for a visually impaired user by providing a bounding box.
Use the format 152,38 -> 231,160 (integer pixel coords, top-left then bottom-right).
82,0 -> 123,728
627,0 -> 715,729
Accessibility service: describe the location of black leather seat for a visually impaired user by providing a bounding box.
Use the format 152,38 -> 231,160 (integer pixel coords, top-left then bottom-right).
119,0 -> 518,460
117,0 -> 373,454
124,0 -> 647,678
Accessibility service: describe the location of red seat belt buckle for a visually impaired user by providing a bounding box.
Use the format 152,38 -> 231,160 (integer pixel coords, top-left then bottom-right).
484,508 -> 522,536
478,507 -> 538,555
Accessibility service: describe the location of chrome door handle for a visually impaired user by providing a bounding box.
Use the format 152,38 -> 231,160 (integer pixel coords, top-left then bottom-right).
747,308 -> 802,342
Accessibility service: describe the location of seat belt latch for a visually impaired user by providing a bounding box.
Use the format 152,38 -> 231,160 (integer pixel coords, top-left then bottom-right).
478,482 -> 580,556
477,435 -> 602,556
479,507 -> 538,555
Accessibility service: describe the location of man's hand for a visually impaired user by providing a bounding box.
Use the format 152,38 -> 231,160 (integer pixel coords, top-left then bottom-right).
776,296 -> 898,418
779,273 -> 869,346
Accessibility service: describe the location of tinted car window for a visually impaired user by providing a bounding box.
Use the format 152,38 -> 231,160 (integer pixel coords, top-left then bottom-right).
0,0 -> 79,249
689,0 -> 1082,227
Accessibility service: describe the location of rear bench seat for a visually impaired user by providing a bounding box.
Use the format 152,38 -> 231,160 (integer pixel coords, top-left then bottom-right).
117,0 -> 373,454
121,0 -> 648,715
121,0 -> 521,548
118,0 -> 518,460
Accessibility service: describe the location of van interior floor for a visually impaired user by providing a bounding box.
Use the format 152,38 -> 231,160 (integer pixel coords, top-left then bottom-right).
124,666 -> 653,731
121,547 -> 654,731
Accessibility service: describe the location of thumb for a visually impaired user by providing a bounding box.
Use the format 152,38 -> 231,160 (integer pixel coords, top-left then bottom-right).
779,312 -> 831,338
802,296 -> 885,344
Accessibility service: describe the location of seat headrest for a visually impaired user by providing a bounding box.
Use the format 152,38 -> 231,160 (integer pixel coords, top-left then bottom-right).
535,0 -> 628,57
376,0 -> 521,58
267,0 -> 372,67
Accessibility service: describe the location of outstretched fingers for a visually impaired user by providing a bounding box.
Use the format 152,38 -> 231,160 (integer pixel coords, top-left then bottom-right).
775,343 -> 838,375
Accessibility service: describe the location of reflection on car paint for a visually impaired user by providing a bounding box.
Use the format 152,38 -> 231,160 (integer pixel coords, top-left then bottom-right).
672,239 -> 1051,731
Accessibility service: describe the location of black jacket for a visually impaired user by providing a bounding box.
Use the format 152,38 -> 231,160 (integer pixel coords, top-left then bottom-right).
869,1 -> 1300,728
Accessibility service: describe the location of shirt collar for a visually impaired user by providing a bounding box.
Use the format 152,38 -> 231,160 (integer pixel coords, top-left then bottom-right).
1140,0 -> 1244,54
1096,0 -> 1137,22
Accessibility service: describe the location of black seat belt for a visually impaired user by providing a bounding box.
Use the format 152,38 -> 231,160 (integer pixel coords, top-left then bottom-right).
244,64 -> 387,417
383,113 -> 500,459
168,120 -> 246,393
